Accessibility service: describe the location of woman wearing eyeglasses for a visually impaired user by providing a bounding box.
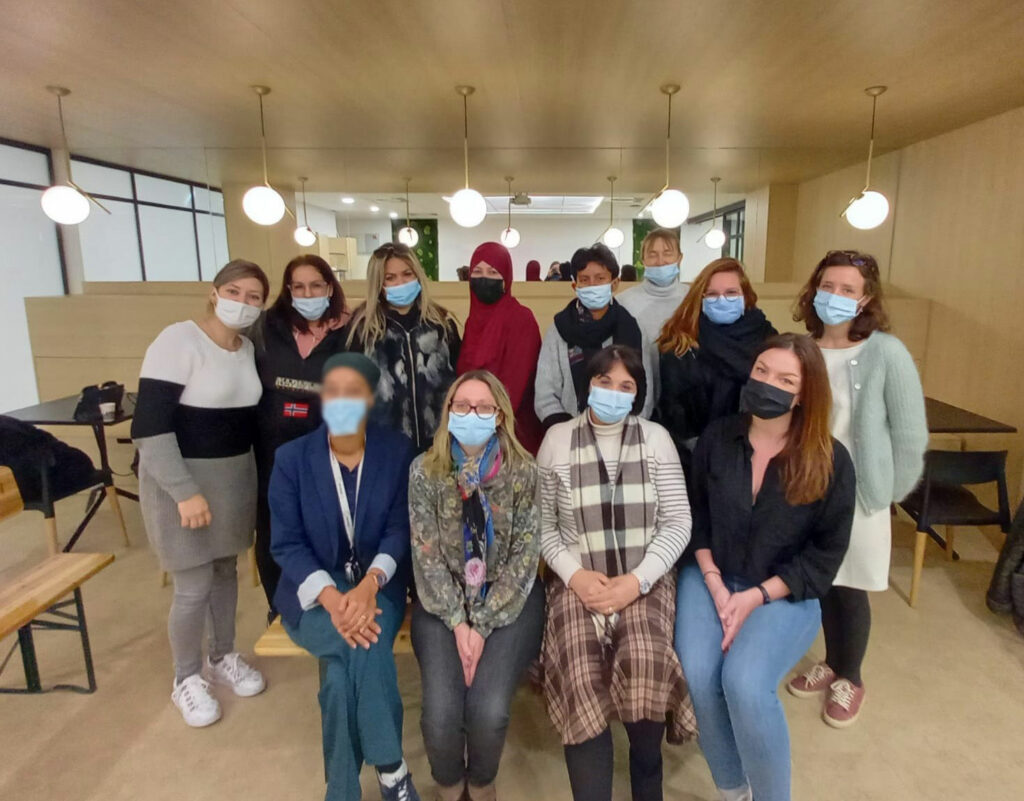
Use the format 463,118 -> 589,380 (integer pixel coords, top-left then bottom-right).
253,255 -> 350,618
409,370 -> 544,801
787,250 -> 926,728
344,242 -> 461,452
538,344 -> 696,801
656,258 -> 776,471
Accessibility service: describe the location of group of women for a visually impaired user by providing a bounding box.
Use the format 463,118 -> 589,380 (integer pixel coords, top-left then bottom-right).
131,227 -> 928,801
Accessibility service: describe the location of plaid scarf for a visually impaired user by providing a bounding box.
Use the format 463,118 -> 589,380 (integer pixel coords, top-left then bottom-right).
453,437 -> 501,598
570,413 -> 655,577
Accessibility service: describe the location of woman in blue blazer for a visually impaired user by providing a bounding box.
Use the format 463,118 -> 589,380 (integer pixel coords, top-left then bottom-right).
270,352 -> 421,801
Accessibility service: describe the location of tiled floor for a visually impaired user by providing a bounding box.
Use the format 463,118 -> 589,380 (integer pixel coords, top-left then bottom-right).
1,482 -> 1022,800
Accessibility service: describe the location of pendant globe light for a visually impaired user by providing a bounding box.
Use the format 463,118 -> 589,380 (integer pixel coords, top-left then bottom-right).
448,85 -> 487,228
499,176 -> 520,248
293,177 -> 317,246
842,86 -> 890,230
397,178 -> 419,247
600,176 -> 625,249
242,86 -> 287,226
647,84 -> 690,228
39,86 -> 111,225
702,177 -> 727,249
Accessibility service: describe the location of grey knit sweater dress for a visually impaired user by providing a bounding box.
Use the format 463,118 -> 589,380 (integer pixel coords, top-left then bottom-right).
132,321 -> 262,572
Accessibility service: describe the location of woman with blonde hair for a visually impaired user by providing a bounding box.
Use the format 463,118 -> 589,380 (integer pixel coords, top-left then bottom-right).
344,242 -> 461,452
133,260 -> 270,727
656,258 -> 776,466
410,370 -> 544,801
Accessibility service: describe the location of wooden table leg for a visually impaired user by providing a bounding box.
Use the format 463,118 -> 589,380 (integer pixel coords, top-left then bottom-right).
105,485 -> 130,546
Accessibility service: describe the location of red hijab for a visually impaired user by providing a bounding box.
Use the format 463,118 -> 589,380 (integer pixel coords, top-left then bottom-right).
526,260 -> 541,281
457,242 -> 544,453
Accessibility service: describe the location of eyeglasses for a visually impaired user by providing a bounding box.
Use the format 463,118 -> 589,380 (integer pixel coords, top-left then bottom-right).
450,401 -> 498,419
825,249 -> 874,270
703,289 -> 743,300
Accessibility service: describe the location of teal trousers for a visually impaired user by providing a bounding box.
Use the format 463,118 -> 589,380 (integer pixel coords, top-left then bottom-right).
285,583 -> 406,801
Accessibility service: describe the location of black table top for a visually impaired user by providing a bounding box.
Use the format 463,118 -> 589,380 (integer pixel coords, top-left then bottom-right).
5,392 -> 136,427
925,397 -> 1017,435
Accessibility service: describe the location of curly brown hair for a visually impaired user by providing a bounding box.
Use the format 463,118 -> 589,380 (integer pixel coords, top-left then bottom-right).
793,250 -> 889,341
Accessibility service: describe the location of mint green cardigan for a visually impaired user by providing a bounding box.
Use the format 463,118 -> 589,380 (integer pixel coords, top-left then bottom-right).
832,331 -> 929,514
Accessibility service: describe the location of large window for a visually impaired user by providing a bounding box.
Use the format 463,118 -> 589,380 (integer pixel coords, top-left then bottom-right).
70,156 -> 228,282
722,204 -> 745,262
0,138 -> 67,410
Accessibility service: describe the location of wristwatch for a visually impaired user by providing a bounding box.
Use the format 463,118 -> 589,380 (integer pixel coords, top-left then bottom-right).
369,569 -> 386,591
635,574 -> 651,596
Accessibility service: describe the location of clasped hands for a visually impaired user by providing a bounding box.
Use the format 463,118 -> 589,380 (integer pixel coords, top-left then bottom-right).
319,573 -> 384,650
568,569 -> 641,615
453,622 -> 485,687
705,574 -> 763,652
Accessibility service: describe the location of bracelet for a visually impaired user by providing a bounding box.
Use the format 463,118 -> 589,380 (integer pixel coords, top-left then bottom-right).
757,584 -> 771,605
702,570 -> 722,581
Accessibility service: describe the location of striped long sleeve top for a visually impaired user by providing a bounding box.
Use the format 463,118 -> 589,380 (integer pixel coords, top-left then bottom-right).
537,413 -> 691,587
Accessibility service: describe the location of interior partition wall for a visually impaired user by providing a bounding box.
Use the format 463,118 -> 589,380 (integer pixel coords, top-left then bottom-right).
0,139 -> 67,411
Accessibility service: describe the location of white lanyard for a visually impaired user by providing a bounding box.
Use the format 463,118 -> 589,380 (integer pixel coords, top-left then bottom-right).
329,449 -> 363,548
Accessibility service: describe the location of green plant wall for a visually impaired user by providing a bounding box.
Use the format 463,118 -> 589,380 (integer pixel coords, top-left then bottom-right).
391,218 -> 439,280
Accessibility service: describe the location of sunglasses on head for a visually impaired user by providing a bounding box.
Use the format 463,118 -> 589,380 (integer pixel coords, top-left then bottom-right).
824,249 -> 875,271
373,242 -> 410,258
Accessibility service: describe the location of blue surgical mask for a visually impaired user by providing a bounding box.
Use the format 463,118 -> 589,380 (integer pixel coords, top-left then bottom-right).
576,283 -> 613,310
292,295 -> 331,321
322,397 -> 368,436
813,289 -> 861,325
644,263 -> 679,287
588,385 -> 635,424
447,411 -> 497,448
702,295 -> 745,325
384,279 -> 422,307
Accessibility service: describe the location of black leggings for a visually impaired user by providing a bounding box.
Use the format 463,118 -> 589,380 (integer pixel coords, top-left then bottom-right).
822,586 -> 871,686
563,720 -> 665,801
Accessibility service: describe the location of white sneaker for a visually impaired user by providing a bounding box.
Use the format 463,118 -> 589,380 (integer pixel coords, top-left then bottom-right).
205,652 -> 266,697
172,674 -> 222,728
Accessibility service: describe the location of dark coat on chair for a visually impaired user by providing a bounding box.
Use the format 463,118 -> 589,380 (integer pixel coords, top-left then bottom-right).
268,421 -> 414,628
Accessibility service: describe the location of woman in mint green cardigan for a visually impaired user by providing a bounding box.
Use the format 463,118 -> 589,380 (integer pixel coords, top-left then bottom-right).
787,250 -> 928,729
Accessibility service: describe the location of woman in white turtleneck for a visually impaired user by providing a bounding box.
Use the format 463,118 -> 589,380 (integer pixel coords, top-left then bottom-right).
615,227 -> 691,406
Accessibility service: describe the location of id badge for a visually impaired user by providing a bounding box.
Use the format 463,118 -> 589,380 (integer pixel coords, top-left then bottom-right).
344,559 -> 362,585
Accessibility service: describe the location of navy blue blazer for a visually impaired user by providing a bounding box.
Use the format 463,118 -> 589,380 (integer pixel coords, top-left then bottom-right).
269,422 -> 414,628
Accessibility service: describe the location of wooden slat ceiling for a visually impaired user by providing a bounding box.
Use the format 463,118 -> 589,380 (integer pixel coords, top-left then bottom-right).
1,0 -> 1022,195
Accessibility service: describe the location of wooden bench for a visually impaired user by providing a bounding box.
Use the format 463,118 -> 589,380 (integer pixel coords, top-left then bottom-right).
0,466 -> 115,694
255,609 -> 414,658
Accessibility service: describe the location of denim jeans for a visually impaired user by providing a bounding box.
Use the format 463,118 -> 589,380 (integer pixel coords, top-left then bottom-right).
411,581 -> 545,789
674,563 -> 821,801
284,578 -> 406,801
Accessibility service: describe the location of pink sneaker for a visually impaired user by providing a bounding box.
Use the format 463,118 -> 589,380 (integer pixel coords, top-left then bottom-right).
823,678 -> 866,728
786,662 -> 836,698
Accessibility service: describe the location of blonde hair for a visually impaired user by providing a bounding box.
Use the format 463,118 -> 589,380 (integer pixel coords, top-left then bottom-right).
641,227 -> 681,260
421,370 -> 531,478
206,259 -> 269,314
346,243 -> 455,352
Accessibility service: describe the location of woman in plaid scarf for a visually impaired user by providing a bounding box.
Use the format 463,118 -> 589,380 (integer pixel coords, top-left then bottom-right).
537,345 -> 696,801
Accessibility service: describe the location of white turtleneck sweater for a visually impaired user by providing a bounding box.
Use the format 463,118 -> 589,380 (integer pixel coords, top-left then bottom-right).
616,277 -> 690,405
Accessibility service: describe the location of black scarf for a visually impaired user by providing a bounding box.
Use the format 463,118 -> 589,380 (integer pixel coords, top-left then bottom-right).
696,307 -> 777,418
554,298 -> 643,411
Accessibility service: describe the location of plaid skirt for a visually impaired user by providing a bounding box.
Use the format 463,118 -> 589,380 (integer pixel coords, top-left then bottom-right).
540,572 -> 698,746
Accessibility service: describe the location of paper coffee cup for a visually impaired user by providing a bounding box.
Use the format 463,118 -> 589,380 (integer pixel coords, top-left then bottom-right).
99,402 -> 116,422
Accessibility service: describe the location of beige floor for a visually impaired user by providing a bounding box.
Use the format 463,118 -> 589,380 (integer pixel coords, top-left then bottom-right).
1,481 -> 1023,801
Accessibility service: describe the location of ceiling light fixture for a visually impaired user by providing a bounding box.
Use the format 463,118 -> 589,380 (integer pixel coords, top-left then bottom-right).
702,177 -> 727,249
448,85 -> 487,228
842,86 -> 890,230
370,205 -> 380,213
242,86 -> 287,225
499,176 -> 520,248
341,197 -> 355,205
599,176 -> 625,249
646,83 -> 690,228
397,178 -> 419,247
39,86 -> 110,225
388,211 -> 399,219
293,176 -> 317,247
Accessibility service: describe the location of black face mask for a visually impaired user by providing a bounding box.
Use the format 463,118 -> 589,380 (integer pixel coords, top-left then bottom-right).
739,378 -> 795,420
470,276 -> 504,305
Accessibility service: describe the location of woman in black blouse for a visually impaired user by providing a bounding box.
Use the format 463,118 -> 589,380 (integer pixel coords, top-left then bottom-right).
674,333 -> 855,801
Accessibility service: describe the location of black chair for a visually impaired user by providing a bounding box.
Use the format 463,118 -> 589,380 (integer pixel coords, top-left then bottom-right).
899,449 -> 1012,606
21,449 -> 113,554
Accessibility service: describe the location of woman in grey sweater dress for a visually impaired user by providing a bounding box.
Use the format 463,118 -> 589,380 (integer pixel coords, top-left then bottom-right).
132,260 -> 270,728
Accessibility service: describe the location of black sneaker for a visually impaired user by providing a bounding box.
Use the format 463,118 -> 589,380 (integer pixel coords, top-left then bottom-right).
378,770 -> 420,801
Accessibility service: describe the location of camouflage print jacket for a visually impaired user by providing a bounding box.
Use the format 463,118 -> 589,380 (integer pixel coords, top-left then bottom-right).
409,452 -> 540,639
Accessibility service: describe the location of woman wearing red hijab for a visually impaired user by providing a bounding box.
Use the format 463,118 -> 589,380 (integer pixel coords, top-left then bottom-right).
457,242 -> 544,454
525,260 -> 541,282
